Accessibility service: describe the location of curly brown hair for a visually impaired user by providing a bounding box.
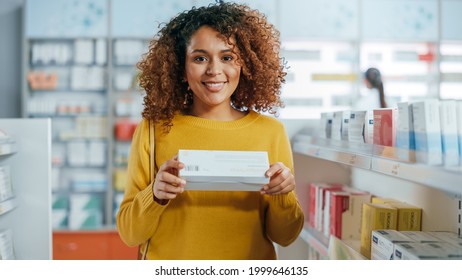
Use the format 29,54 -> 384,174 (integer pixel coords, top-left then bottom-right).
137,2 -> 286,131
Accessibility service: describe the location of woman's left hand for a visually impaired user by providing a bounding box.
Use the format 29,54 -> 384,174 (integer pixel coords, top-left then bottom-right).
261,162 -> 295,195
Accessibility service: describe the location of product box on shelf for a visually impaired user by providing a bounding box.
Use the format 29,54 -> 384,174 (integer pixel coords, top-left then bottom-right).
396,102 -> 416,162
456,101 -> 462,164
364,110 -> 374,144
439,100 -> 459,166
400,231 -> 443,243
331,111 -> 343,141
360,203 -> 398,259
329,190 -> 372,240
383,202 -> 422,231
0,166 -> 13,202
371,229 -> 414,260
319,112 -> 334,139
411,100 -> 443,165
429,231 -> 462,246
394,242 -> 462,260
0,229 -> 15,260
308,183 -> 345,231
371,197 -> 401,204
178,150 -> 269,191
341,110 -> 351,141
373,108 -> 397,147
348,111 -> 367,144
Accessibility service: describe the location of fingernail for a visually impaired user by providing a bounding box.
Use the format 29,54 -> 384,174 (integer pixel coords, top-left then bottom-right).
266,172 -> 272,177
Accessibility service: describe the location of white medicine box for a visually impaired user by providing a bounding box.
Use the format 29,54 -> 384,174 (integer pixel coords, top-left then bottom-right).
178,150 -> 270,191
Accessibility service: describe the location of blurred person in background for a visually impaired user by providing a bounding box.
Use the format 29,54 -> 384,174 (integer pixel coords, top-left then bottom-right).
354,67 -> 388,109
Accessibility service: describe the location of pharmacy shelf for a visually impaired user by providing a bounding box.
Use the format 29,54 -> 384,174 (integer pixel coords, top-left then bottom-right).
371,158 -> 462,197
0,198 -> 17,216
299,225 -> 329,258
293,135 -> 462,197
327,236 -> 367,260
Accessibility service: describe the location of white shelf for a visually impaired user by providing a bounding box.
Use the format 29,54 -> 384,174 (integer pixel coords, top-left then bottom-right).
0,142 -> 17,156
293,135 -> 462,197
298,225 -> 329,258
0,198 -> 17,216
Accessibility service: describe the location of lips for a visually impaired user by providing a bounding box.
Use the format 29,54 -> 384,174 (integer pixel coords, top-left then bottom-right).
203,81 -> 226,91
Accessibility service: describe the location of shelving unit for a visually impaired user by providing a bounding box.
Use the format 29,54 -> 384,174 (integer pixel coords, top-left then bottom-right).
286,133 -> 462,260
0,119 -> 52,259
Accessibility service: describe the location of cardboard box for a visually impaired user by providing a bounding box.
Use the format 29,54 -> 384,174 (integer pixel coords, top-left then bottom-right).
384,202 -> 422,231
329,190 -> 371,240
429,231 -> 462,246
341,110 -> 351,141
308,183 -> 344,230
394,242 -> 462,260
320,112 -> 334,139
360,203 -> 398,259
317,183 -> 345,232
364,110 -> 374,144
371,197 -> 401,204
348,111 -> 367,143
411,100 -> 443,165
401,231 -> 443,243
439,100 -> 459,166
456,101 -> 462,165
179,150 -> 269,191
373,108 -> 397,147
371,230 -> 414,260
331,111 -> 343,140
396,102 -> 416,162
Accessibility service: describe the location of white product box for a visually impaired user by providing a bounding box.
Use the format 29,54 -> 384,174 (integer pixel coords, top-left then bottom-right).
371,230 -> 414,260
456,101 -> 462,165
396,102 -> 416,162
439,100 -> 459,166
364,110 -> 374,144
331,111 -> 343,140
429,231 -> 462,246
0,229 -> 15,260
0,165 -> 13,202
341,110 -> 351,141
394,242 -> 462,260
319,112 -> 333,139
400,231 -> 442,243
411,100 -> 443,165
178,150 -> 270,191
348,111 -> 367,143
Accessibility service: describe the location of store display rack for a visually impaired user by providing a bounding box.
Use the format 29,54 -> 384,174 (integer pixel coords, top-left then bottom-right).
293,134 -> 462,198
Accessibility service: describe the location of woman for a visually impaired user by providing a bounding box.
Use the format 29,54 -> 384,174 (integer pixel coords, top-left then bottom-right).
116,2 -> 304,260
355,67 -> 388,109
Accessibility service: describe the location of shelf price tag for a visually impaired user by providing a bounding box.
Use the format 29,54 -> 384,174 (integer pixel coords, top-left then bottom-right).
349,154 -> 357,165
391,163 -> 400,176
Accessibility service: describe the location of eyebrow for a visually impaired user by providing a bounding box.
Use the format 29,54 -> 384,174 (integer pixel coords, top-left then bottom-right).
190,49 -> 234,54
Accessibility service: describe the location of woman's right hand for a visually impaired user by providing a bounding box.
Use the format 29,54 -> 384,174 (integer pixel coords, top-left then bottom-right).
152,155 -> 186,205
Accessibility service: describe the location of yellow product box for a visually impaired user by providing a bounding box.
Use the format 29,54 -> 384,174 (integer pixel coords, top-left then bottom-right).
179,150 -> 270,191
384,202 -> 422,231
360,203 -> 398,259
371,197 -> 400,204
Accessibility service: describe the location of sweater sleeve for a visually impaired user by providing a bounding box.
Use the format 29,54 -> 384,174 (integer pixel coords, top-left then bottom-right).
116,119 -> 169,247
264,125 -> 305,246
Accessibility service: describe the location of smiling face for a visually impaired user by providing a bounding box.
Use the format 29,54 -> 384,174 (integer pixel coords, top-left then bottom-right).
184,25 -> 242,119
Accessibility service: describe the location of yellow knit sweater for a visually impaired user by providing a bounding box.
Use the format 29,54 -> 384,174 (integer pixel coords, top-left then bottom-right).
116,111 -> 304,259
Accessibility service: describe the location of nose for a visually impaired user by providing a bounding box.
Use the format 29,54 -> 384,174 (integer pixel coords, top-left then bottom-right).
206,60 -> 222,76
